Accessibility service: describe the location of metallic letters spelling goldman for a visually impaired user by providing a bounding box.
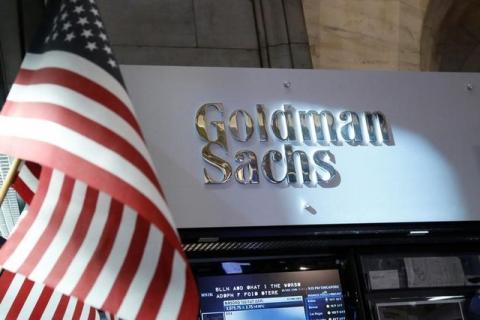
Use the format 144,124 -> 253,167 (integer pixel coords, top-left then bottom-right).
195,103 -> 394,187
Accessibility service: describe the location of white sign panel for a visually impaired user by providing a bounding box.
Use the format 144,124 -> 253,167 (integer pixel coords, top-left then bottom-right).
122,66 -> 480,228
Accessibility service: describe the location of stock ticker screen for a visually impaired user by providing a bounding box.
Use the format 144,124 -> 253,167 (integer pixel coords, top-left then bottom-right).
197,269 -> 346,320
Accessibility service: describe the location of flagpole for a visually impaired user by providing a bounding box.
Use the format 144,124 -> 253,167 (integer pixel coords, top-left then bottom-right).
0,158 -> 23,207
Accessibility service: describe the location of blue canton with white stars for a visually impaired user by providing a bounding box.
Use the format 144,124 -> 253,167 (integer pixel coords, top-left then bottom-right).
31,0 -> 123,85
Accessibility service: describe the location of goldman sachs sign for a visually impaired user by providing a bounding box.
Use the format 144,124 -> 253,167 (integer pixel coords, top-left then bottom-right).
123,66 -> 480,227
195,103 -> 393,187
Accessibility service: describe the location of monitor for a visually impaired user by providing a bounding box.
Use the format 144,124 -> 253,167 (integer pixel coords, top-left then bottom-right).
197,269 -> 346,320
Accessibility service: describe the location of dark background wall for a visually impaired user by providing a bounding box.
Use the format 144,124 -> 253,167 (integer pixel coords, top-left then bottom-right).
421,0 -> 480,71
0,0 -> 44,99
6,0 -> 480,94
98,0 -> 312,69
0,0 -> 23,99
0,0 -> 312,98
435,0 -> 480,72
8,0 -> 480,97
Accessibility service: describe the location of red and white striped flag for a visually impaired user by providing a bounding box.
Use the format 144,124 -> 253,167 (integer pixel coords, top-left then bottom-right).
0,270 -> 107,319
0,0 -> 199,319
1,163 -> 112,319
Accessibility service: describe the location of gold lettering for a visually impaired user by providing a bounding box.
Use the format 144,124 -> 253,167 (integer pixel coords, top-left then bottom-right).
229,110 -> 254,142
234,151 -> 259,184
313,150 -> 340,187
284,144 -> 312,185
339,111 -> 362,146
202,142 -> 232,184
364,111 -> 394,146
271,109 -> 288,141
299,110 -> 338,145
261,150 -> 287,184
256,104 -> 269,142
195,103 -> 228,150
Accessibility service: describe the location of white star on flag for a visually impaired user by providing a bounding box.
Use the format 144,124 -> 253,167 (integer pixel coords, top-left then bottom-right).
62,22 -> 72,31
107,58 -> 117,67
65,32 -> 75,41
77,17 -> 89,26
86,41 -> 97,51
81,29 -> 93,38
74,5 -> 84,14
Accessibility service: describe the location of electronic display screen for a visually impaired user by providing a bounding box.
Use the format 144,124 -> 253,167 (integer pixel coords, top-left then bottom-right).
197,269 -> 346,320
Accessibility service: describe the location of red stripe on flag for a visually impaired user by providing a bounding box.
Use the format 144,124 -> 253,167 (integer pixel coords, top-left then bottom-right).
2,101 -> 163,194
52,294 -> 70,319
16,68 -> 143,136
177,268 -> 200,320
0,137 -> 183,255
12,178 -> 35,204
136,240 -> 174,319
101,218 -> 150,314
0,168 -> 53,265
6,279 -> 34,319
14,161 -> 41,204
70,199 -> 123,299
18,176 -> 75,276
88,308 -> 96,320
29,285 -> 54,318
25,161 -> 41,178
45,188 -> 99,287
72,300 -> 84,320
0,271 -> 16,302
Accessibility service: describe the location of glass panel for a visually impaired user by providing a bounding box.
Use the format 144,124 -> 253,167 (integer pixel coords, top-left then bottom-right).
361,255 -> 480,290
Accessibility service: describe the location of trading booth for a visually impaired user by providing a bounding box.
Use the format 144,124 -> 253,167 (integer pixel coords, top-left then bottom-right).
123,65 -> 480,320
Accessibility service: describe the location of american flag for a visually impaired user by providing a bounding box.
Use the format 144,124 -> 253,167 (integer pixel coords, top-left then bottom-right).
0,269 -> 107,319
0,0 -> 199,319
